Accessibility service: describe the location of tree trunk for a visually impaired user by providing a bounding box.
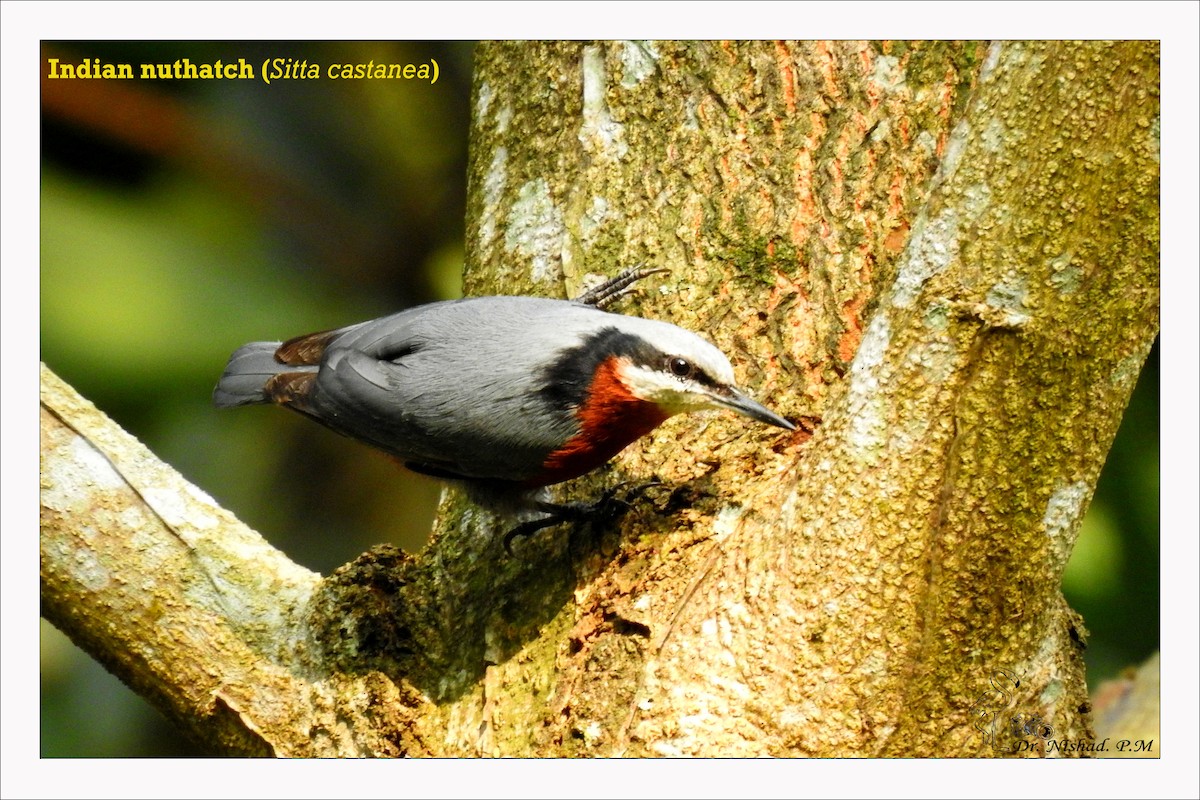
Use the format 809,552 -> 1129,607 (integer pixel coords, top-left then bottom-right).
40,40 -> 1159,757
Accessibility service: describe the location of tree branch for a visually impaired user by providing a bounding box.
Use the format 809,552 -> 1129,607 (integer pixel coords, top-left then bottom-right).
40,364 -> 426,756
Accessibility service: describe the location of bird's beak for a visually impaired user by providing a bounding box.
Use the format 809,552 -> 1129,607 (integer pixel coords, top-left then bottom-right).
713,388 -> 796,431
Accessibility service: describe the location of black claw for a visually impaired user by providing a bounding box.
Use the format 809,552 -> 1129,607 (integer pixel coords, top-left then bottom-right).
501,480 -> 665,556
613,479 -> 663,507
503,514 -> 566,556
573,266 -> 669,309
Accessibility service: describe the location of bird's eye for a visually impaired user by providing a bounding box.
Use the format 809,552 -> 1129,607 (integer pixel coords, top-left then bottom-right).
668,357 -> 694,379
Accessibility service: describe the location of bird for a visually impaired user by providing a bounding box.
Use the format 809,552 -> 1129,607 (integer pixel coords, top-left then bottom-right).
213,267 -> 794,545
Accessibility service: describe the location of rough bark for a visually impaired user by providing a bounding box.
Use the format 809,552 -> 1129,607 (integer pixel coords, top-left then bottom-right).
40,366 -> 425,756
40,40 -> 1159,757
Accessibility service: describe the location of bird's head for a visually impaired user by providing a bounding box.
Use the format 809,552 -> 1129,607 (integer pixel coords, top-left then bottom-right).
593,317 -> 795,431
532,313 -> 794,485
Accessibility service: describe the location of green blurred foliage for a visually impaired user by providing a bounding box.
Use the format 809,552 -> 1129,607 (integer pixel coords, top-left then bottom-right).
1063,340 -> 1160,689
39,40 -> 1159,757
40,40 -> 473,757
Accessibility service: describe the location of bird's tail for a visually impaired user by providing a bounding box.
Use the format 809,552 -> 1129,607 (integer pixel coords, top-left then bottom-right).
213,341 -> 293,407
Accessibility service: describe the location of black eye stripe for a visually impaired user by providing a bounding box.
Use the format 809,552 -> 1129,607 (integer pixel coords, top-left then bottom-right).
539,326 -> 663,413
539,326 -> 725,416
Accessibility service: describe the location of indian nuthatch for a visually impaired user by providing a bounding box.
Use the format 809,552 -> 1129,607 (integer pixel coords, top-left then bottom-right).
214,268 -> 794,540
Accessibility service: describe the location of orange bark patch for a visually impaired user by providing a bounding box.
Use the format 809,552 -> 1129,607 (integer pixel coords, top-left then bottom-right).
837,293 -> 869,363
775,41 -> 798,116
815,41 -> 840,100
884,219 -> 911,254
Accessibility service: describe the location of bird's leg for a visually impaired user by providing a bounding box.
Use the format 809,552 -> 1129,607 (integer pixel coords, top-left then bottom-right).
502,512 -> 573,556
573,266 -> 669,309
502,480 -> 664,556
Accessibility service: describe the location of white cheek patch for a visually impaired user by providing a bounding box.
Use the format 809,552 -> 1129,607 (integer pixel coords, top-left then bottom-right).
617,362 -> 718,413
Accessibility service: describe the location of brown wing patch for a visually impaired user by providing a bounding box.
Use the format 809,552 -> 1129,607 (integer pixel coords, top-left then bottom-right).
276,329 -> 338,366
264,371 -> 317,405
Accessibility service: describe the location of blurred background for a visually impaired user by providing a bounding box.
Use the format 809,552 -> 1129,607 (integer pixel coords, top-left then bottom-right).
39,41 -> 1159,756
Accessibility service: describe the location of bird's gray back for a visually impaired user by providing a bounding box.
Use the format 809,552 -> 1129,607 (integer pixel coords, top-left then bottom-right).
306,296 -> 632,482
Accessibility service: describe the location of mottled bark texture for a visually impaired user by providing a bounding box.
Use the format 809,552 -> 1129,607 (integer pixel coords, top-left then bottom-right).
40,366 -> 425,756
41,41 -> 1158,757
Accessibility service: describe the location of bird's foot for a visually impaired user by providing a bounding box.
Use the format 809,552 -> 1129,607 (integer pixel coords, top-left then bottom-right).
573,266 -> 669,309
502,480 -> 663,556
